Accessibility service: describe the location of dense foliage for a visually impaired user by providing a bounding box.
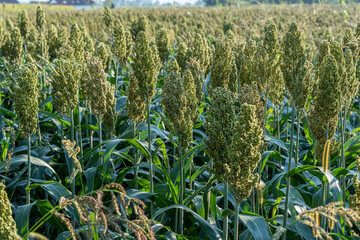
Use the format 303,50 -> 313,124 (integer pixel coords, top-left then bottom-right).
2,3 -> 360,240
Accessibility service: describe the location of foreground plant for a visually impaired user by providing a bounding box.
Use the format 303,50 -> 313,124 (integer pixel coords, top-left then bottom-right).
11,59 -> 39,204
131,30 -> 160,217
281,23 -> 313,237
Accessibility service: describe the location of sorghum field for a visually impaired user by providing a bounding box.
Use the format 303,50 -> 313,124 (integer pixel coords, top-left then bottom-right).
3,3 -> 360,240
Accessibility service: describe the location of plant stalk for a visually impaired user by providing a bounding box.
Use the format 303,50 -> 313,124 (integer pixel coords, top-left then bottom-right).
282,99 -> 296,240
147,94 -> 154,217
26,136 -> 31,204
223,182 -> 229,240
70,109 -> 75,198
179,135 -> 184,235
133,121 -> 138,190
234,201 -> 240,240
295,112 -> 300,167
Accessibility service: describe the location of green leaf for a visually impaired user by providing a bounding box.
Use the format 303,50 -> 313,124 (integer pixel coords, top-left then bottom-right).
238,212 -> 272,240
15,202 -> 37,237
153,204 -> 222,240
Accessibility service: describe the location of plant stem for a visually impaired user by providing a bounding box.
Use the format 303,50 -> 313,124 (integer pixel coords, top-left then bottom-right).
282,99 -> 296,240
89,106 -> 93,149
147,94 -> 154,217
26,136 -> 31,204
179,135 -> 184,235
341,101 -> 347,234
70,109 -> 75,199
234,201 -> 240,240
99,115 -> 103,165
37,112 -> 42,148
133,121 -> 138,190
295,112 -> 300,167
223,182 -> 229,240
341,102 -> 346,202
78,102 -> 83,157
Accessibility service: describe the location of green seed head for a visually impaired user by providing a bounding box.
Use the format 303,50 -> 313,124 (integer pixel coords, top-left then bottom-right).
309,53 -> 340,156
103,81 -> 116,134
349,175 -> 360,211
228,103 -> 263,202
342,48 -> 359,106
229,53 -> 238,95
36,5 -> 46,33
103,6 -> 113,28
186,58 -> 203,103
124,30 -> 133,64
176,41 -> 189,71
191,30 -> 211,73
183,69 -> 198,123
162,71 -> 186,130
156,27 -> 170,64
12,62 -> 39,138
69,23 -> 85,61
132,31 -> 159,100
209,37 -> 233,94
1,27 -> 23,65
51,44 -> 81,114
281,22 -> 305,96
112,19 -> 127,66
127,71 -> 146,123
239,39 -> 256,86
343,28 -> 357,54
17,10 -> 29,39
238,84 -> 264,128
0,182 -> 20,239
86,56 -> 108,117
130,15 -> 148,42
96,42 -> 110,69
205,87 -> 236,181
168,58 -> 180,74
281,22 -> 313,108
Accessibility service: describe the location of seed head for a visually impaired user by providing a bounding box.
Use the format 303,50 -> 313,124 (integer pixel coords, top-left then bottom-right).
209,37 -> 233,95
156,28 -> 170,64
69,23 -> 85,61
162,71 -> 186,130
112,19 -> 127,66
130,15 -> 148,42
186,58 -> 203,103
191,30 -> 211,74
86,56 -> 108,117
1,27 -> 23,65
124,30 -> 132,64
127,71 -> 146,123
281,22 -> 313,109
183,69 -> 198,123
229,53 -> 238,95
12,62 -> 39,138
0,182 -> 20,239
96,42 -> 110,70
103,6 -> 113,28
239,39 -> 257,86
228,103 -> 263,202
176,41 -> 189,71
51,44 -> 81,114
205,87 -> 236,181
168,58 -> 180,74
36,6 -> 46,34
17,10 -> 29,39
309,53 -> 340,156
342,49 -> 359,107
131,31 -> 159,101
343,28 -> 357,54
103,82 -> 116,135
